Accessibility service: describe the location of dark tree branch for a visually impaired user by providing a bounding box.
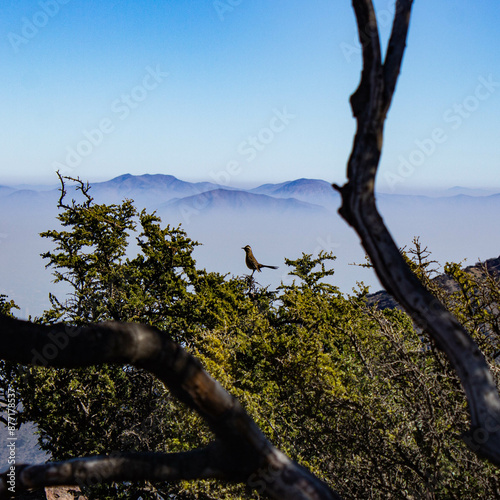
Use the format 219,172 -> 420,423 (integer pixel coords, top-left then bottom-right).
382,0 -> 413,108
5,448 -> 221,493
335,0 -> 500,465
349,0 -> 382,121
55,170 -> 68,210
56,171 -> 93,210
0,314 -> 340,499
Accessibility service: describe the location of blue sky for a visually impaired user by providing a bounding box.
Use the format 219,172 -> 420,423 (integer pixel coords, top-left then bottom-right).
1,0 -> 500,191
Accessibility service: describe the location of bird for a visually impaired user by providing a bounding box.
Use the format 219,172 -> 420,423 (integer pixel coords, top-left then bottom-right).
242,245 -> 278,277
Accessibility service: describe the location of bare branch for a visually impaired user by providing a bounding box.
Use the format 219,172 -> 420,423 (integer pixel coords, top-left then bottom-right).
335,0 -> 500,465
55,171 -> 93,210
55,170 -> 69,210
382,0 -> 413,108
349,0 -> 382,120
0,314 -> 341,499
0,448 -> 221,495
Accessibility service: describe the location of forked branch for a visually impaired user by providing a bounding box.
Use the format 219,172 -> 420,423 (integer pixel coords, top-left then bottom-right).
335,0 -> 500,465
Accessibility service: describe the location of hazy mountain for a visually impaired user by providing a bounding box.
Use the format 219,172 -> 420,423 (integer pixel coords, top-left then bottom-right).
0,175 -> 338,214
161,188 -> 328,218
444,186 -> 499,197
87,175 -> 334,213
0,186 -> 16,197
0,188 -> 56,207
90,173 -> 232,206
250,178 -> 340,210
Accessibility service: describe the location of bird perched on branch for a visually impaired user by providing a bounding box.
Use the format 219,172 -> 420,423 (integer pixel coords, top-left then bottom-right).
242,245 -> 278,277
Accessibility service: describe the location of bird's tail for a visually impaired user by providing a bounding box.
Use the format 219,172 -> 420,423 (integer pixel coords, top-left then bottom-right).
261,265 -> 278,269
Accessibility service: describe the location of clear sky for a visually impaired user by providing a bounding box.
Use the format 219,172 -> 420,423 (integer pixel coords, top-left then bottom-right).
1,0 -> 499,191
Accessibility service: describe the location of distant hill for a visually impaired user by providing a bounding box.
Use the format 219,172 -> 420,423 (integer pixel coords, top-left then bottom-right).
444,186 -> 499,197
250,178 -> 339,209
162,187 -> 328,218
2,173 -> 500,219
91,173 -> 232,206
91,175 -> 334,214
0,174 -> 333,215
367,256 -> 500,310
0,186 -> 15,197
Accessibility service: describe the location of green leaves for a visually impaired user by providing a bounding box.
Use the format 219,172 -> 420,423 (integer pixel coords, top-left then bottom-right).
0,294 -> 19,317
39,197 -> 137,324
284,251 -> 337,290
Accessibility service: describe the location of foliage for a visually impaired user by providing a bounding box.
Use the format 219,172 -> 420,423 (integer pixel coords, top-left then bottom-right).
0,294 -> 19,317
2,181 -> 500,499
0,295 -> 21,428
442,261 -> 500,362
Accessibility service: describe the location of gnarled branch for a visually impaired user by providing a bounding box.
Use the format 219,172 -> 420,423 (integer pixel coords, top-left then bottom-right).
0,315 -> 340,499
9,448 -> 221,492
335,0 -> 500,465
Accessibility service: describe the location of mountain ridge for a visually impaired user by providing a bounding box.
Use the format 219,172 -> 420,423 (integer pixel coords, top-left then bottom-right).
2,174 -> 500,212
0,174 -> 336,214
161,187 -> 329,217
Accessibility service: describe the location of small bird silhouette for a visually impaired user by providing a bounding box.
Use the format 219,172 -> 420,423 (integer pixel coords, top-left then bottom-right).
242,245 -> 278,277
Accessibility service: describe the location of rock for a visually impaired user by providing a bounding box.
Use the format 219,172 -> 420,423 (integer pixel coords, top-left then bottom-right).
44,486 -> 87,500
